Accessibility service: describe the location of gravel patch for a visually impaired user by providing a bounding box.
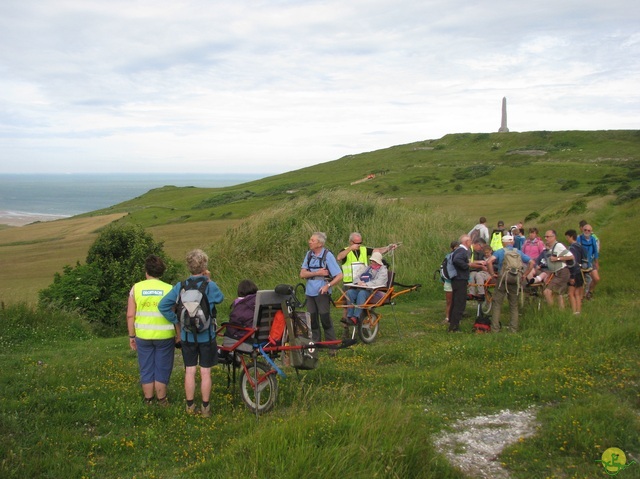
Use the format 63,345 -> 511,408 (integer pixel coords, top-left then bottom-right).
433,407 -> 539,478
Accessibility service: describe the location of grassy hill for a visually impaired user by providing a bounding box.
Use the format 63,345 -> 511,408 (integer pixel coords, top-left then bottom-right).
1,129 -> 639,304
0,130 -> 639,478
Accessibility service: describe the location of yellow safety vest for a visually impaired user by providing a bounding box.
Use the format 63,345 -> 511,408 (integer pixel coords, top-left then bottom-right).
134,279 -> 174,340
490,231 -> 504,252
341,246 -> 369,283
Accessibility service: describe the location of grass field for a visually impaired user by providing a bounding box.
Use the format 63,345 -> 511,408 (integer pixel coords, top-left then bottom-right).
0,130 -> 639,478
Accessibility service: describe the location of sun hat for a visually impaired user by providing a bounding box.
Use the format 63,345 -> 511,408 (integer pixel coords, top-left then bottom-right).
501,234 -> 514,243
370,252 -> 384,264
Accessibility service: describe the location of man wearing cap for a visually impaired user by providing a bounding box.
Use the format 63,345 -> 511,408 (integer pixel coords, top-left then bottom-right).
487,234 -> 535,332
345,252 -> 389,324
336,232 -> 397,284
542,230 -> 574,309
490,220 -> 506,252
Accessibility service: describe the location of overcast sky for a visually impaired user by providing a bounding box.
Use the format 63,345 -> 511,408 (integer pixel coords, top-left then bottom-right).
1,0 -> 638,175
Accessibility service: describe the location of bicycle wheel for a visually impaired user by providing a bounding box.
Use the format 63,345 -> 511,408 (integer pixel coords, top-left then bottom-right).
481,289 -> 492,314
239,361 -> 278,414
358,310 -> 380,344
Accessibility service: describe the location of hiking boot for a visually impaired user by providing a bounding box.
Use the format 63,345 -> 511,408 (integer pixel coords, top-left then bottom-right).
201,404 -> 211,418
143,397 -> 154,406
185,403 -> 196,415
157,397 -> 169,407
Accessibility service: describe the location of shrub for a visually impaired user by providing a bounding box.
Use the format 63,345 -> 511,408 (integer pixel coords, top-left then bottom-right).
39,223 -> 180,334
585,185 -> 608,196
560,179 -> 580,191
524,212 -> 540,222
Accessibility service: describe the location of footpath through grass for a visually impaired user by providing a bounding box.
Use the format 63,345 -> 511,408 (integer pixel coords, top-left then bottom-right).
1,295 -> 638,479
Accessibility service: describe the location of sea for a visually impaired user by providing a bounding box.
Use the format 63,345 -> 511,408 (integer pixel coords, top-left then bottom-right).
0,173 -> 266,225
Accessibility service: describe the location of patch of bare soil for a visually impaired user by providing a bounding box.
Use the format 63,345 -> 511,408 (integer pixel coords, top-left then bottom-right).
433,407 -> 539,478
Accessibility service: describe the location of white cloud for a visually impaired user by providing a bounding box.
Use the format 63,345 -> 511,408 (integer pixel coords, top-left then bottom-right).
0,0 -> 638,173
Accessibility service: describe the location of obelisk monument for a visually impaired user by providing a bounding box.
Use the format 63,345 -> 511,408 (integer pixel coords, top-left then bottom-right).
498,97 -> 509,132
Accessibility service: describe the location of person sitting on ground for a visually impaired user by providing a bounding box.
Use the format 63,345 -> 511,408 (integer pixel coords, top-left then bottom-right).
468,238 -> 490,300
522,227 -> 546,261
225,279 -> 258,340
542,230 -> 574,310
345,252 -> 389,325
490,220 -> 506,252
565,229 -> 584,315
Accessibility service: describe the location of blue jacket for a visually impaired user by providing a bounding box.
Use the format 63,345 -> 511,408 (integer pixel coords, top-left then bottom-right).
159,275 -> 224,343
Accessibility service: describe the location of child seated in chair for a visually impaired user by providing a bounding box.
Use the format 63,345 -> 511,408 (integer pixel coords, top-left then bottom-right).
225,279 -> 258,340
345,252 -> 388,325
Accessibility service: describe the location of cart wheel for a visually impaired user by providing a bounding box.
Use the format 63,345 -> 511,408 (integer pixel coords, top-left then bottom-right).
481,290 -> 492,315
239,361 -> 278,414
358,311 -> 380,344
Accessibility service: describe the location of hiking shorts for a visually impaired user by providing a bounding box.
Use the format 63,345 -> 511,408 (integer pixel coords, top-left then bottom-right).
443,280 -> 452,293
136,338 -> 175,385
181,339 -> 218,368
547,267 -> 570,294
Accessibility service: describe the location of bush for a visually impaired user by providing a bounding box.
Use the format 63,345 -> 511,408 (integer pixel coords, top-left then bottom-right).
38,223 -> 181,333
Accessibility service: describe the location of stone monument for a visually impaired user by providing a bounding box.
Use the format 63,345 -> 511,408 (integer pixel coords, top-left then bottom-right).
498,97 -> 509,132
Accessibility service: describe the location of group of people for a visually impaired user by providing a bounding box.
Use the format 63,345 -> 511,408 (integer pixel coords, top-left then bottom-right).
444,217 -> 601,333
126,232 -> 398,414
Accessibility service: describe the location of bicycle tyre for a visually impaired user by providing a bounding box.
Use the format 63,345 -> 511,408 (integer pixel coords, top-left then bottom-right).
239,361 -> 278,414
358,311 -> 380,344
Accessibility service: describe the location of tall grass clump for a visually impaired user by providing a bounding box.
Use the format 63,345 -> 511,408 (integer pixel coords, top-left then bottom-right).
0,303 -> 93,348
208,190 -> 466,301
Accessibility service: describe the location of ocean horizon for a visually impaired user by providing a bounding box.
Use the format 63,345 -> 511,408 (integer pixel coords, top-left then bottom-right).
0,173 -> 267,218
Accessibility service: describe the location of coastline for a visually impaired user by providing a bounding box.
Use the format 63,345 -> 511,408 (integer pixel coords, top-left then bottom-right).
0,210 -> 70,227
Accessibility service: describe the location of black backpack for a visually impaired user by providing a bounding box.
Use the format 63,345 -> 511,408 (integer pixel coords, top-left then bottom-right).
177,278 -> 215,341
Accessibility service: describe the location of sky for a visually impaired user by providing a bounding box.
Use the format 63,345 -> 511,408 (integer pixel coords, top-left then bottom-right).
1,0 -> 638,175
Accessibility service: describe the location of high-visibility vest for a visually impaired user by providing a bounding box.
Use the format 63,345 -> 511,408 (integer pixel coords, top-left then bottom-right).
341,246 -> 369,283
134,279 -> 174,340
490,231 -> 504,252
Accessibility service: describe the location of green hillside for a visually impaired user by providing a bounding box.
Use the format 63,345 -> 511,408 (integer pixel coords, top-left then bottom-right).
86,130 -> 640,229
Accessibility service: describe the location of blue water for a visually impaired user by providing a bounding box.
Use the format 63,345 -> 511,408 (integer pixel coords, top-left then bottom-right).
0,173 -> 265,216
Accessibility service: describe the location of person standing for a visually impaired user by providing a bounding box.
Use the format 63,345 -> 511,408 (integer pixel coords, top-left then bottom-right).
126,255 -> 176,406
521,227 -> 546,261
468,217 -> 490,243
300,232 -> 343,345
487,235 -> 534,332
448,235 -> 472,332
542,230 -> 573,309
577,224 -> 600,299
490,220 -> 506,252
565,230 -> 584,315
159,249 -> 224,417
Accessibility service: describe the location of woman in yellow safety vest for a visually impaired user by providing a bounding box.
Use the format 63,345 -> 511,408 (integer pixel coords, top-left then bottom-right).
126,255 -> 177,406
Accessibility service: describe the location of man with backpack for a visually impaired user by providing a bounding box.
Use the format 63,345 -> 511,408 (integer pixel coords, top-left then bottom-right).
468,217 -> 490,243
159,249 -> 224,417
486,235 -> 535,332
300,232 -> 343,348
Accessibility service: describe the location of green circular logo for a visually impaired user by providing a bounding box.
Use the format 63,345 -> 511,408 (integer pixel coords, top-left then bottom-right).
600,448 -> 628,475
